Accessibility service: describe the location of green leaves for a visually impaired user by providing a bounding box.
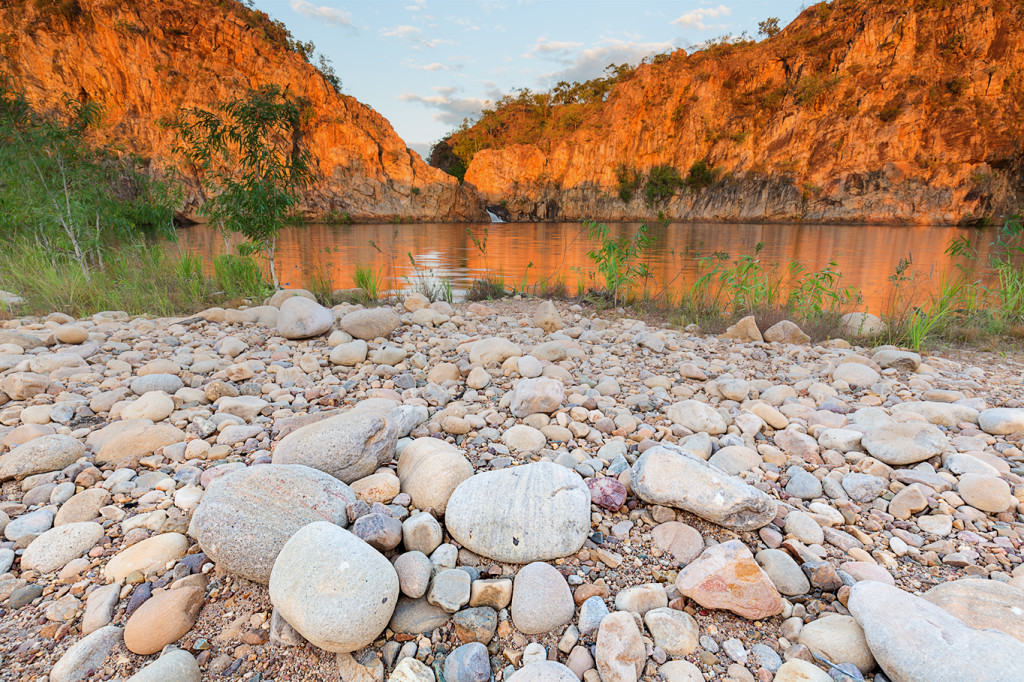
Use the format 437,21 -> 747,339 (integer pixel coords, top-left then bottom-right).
0,72 -> 176,276
584,221 -> 654,305
170,84 -> 315,288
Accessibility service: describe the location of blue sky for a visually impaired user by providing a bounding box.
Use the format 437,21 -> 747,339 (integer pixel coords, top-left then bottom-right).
251,1 -> 808,157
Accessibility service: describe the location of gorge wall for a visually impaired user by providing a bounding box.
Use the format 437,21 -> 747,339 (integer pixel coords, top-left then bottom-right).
452,0 -> 1024,225
0,0 -> 485,222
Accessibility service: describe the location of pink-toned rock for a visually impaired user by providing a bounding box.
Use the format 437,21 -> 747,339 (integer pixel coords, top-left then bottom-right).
587,477 -> 626,511
651,522 -> 704,566
675,540 -> 783,620
839,562 -> 895,585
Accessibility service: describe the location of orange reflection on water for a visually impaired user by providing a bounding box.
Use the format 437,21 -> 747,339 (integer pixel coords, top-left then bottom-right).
173,221 -> 996,314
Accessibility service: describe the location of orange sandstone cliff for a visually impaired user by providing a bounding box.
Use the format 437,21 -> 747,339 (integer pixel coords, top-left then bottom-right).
0,0 -> 485,222
450,0 -> 1024,224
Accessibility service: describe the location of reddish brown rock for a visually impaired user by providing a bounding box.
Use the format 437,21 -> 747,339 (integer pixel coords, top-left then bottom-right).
587,477 -> 627,511
675,540 -> 782,620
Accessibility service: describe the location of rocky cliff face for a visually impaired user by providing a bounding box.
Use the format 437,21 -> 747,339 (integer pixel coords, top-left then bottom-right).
0,0 -> 485,222
455,0 -> 1024,224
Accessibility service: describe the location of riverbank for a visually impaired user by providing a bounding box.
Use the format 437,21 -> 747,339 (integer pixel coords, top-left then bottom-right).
0,295 -> 1022,681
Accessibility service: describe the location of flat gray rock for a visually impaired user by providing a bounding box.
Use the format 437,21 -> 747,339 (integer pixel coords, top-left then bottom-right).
848,581 -> 1024,682
445,462 -> 590,563
272,404 -> 398,483
188,464 -> 355,584
50,626 -> 123,682
0,434 -> 85,481
861,422 -> 947,465
631,446 -> 776,531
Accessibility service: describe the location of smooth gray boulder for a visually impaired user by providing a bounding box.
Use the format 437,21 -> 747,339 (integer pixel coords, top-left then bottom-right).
126,648 -> 201,682
445,462 -> 590,563
272,404 -> 399,483
339,307 -> 401,340
188,464 -> 355,584
848,580 -> 1024,682
979,407 -> 1024,435
21,522 -> 104,574
269,522 -> 398,653
49,626 -> 123,682
861,422 -> 947,465
923,578 -> 1024,642
630,446 -> 776,531
277,296 -> 333,339
0,434 -> 85,481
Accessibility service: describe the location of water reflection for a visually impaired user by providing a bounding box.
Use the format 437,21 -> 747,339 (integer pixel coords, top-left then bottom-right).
172,221 -> 1000,314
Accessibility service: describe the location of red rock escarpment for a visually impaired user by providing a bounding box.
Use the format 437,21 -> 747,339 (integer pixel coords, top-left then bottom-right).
455,0 -> 1024,224
0,0 -> 485,221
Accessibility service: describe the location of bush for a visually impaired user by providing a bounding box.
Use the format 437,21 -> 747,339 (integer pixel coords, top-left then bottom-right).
684,160 -> 718,190
615,165 -> 641,203
644,165 -> 684,205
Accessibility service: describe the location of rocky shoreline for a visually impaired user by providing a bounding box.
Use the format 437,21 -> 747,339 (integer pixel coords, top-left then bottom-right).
1,294 -> 1023,681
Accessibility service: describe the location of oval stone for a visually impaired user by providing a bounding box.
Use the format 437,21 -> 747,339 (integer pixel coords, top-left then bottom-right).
445,462 -> 590,563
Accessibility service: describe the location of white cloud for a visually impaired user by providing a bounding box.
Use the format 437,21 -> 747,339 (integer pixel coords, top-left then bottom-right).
381,25 -> 421,39
380,24 -> 455,48
671,5 -> 731,31
410,62 -> 446,71
289,0 -> 355,29
405,0 -> 428,10
523,37 -> 584,58
533,38 -> 675,86
398,86 -> 493,125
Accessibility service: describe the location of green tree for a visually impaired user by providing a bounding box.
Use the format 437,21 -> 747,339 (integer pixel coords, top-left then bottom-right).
0,73 -> 175,278
758,17 -> 780,39
171,84 -> 315,288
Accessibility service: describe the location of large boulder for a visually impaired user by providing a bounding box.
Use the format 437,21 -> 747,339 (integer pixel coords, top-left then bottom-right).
21,522 -> 104,574
272,404 -> 399,483
631,446 -> 776,531
509,378 -> 564,418
339,308 -> 401,340
269,522 -> 399,653
276,296 -> 334,339
445,462 -> 590,563
96,424 -> 186,468
861,422 -> 947,465
0,434 -> 85,481
188,464 -> 355,584
979,408 -> 1024,435
396,438 -> 473,515
0,371 -> 51,400
923,579 -> 1024,642
469,337 -> 522,366
848,580 -> 1024,682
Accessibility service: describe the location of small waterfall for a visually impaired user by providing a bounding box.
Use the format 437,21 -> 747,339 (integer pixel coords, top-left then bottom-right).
486,209 -> 505,223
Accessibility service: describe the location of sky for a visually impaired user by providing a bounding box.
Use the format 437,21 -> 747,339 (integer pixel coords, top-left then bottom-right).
251,1 -> 808,158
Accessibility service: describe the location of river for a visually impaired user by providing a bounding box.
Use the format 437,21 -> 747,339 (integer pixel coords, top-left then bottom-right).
171,221 -> 1002,314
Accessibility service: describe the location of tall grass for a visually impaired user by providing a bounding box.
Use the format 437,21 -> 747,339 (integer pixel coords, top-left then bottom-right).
0,239 -> 270,318
353,264 -> 385,304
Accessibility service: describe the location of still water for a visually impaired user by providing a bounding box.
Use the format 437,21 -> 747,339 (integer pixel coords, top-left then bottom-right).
172,221 -> 997,314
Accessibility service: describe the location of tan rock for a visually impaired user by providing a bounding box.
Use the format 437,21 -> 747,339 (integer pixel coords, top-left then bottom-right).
396,438 -> 473,515
104,533 -> 189,583
595,611 -> 645,682
351,470 -> 401,504
719,316 -> 762,343
675,540 -> 782,620
124,585 -> 204,655
96,424 -> 186,467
